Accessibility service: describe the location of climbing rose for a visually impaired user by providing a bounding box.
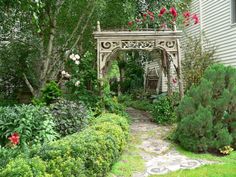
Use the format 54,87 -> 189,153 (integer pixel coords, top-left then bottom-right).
192,14 -> 200,24
8,133 -> 20,145
169,7 -> 178,18
183,11 -> 191,18
158,7 -> 166,17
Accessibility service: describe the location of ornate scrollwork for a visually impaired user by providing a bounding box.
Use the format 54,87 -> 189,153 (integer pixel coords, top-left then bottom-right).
122,41 -> 155,49
101,41 -> 120,51
156,40 -> 177,51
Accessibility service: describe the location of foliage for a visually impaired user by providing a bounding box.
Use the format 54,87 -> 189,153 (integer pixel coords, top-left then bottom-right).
0,157 -> 50,177
0,105 -> 58,148
33,81 -> 62,105
174,64 -> 236,153
152,95 -> 177,124
182,36 -> 215,90
49,99 -> 91,137
96,81 -> 128,118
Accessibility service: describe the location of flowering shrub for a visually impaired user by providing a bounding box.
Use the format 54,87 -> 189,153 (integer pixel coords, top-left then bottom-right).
0,105 -> 58,148
128,1 -> 199,30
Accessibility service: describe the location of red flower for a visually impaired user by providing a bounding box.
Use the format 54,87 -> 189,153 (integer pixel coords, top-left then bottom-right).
8,133 -> 20,145
192,14 -> 200,24
143,13 -> 147,18
172,78 -> 177,84
169,7 -> 178,19
128,21 -> 133,26
158,7 -> 166,17
183,11 -> 191,18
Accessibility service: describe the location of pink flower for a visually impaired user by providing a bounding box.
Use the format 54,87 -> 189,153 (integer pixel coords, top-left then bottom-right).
147,10 -> 154,17
169,7 -> 178,19
192,14 -> 200,24
8,133 -> 20,145
158,7 -> 166,17
183,11 -> 191,18
150,16 -> 155,21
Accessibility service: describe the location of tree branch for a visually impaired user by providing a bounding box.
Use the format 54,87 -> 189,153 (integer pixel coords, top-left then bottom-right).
23,73 -> 35,96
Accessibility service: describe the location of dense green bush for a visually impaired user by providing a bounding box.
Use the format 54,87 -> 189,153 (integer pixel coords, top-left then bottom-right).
152,95 -> 177,124
175,64 -> 236,153
0,105 -> 58,147
0,157 -> 50,177
0,113 -> 129,177
49,99 -> 90,136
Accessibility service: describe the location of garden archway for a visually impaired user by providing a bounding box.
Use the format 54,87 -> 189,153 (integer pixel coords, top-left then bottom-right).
93,21 -> 184,98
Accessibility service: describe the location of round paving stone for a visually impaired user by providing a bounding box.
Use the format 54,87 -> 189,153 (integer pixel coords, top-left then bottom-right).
147,167 -> 170,175
180,160 -> 201,169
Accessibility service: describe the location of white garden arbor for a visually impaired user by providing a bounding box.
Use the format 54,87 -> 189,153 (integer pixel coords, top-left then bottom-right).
93,21 -> 184,98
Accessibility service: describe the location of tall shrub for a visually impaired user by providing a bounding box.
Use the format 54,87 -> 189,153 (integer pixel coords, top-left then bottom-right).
175,64 -> 236,153
182,36 -> 215,90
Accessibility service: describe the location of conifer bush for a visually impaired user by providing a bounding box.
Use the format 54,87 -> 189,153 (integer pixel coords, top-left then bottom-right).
175,64 -> 236,153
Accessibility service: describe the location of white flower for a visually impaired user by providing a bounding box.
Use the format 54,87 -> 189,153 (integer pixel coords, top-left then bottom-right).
75,54 -> 80,60
75,81 -> 80,87
69,54 -> 76,61
75,60 -> 80,65
61,70 -> 66,75
64,73 -> 71,78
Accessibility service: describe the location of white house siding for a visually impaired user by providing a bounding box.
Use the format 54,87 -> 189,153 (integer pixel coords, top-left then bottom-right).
182,0 -> 236,67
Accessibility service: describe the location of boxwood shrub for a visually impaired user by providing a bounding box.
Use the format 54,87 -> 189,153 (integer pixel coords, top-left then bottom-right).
0,113 -> 129,177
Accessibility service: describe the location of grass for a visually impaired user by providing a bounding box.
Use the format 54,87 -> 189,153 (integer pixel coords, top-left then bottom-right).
150,163 -> 236,177
107,132 -> 145,177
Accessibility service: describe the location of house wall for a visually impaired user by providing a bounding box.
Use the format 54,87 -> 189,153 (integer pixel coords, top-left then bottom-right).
182,0 -> 236,67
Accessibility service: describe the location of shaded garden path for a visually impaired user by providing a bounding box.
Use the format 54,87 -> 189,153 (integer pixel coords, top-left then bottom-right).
125,107 -> 214,176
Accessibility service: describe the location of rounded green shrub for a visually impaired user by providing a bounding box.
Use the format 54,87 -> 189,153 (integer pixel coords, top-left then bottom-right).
49,99 -> 90,136
1,113 -> 129,177
0,157 -> 50,177
175,64 -> 236,153
93,113 -> 129,139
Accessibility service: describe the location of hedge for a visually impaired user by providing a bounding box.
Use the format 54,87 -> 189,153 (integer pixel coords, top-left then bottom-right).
0,113 -> 129,177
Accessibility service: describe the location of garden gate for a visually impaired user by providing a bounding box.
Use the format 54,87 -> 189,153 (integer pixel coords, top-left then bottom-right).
93,21 -> 184,98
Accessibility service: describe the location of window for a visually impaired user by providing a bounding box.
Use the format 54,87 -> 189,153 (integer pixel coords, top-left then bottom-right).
232,0 -> 236,24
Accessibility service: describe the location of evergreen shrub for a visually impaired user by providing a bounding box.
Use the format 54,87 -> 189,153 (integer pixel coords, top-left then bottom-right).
175,64 -> 236,153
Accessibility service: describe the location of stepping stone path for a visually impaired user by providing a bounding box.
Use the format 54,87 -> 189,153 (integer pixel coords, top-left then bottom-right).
126,107 -> 215,177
